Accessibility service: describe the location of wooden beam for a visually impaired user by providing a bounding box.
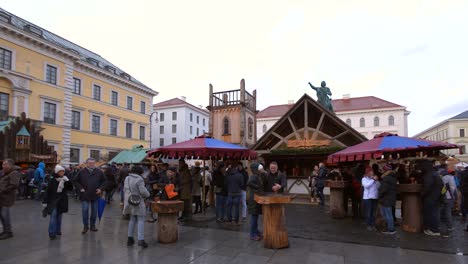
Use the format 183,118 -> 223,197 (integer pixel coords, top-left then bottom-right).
331,130 -> 349,140
304,102 -> 309,139
312,113 -> 325,139
288,117 -> 301,140
272,132 -> 284,141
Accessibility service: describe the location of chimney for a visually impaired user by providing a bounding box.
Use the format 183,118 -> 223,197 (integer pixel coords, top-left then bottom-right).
342,94 -> 350,99
180,96 -> 186,101
288,100 -> 294,105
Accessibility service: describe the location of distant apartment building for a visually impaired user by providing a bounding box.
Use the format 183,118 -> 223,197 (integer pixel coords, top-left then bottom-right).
257,95 -> 410,140
152,97 -> 209,147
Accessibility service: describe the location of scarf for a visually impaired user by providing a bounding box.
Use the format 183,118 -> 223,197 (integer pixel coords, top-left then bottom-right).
56,176 -> 69,193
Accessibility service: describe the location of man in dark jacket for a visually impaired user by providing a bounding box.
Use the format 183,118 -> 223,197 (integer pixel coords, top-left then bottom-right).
420,160 -> 443,236
0,159 -> 21,240
213,162 -> 227,222
247,163 -> 265,240
118,163 -> 130,206
461,167 -> 468,232
265,161 -> 287,194
315,163 -> 328,205
74,158 -> 107,234
225,163 -> 244,224
238,162 -> 249,222
378,164 -> 397,234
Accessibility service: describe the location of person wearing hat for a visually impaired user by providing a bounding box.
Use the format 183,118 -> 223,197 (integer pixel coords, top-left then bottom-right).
378,164 -> 397,235
0,159 -> 21,240
42,165 -> 72,240
246,163 -> 265,240
362,165 -> 380,231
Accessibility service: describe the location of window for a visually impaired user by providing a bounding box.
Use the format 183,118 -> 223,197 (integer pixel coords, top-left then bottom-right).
73,78 -> 81,95
93,85 -> 101,101
126,123 -> 132,138
160,113 -> 164,121
160,125 -> 164,134
0,48 -> 12,70
110,119 -> 118,136
374,117 -> 380,127
262,124 -> 267,133
190,113 -> 193,122
172,137 -> 177,144
127,96 -> 133,110
159,138 -> 164,146
223,117 -> 230,135
172,124 -> 177,133
43,102 -> 56,124
388,116 -> 395,126
190,126 -> 193,134
71,111 -> 80,130
359,117 -> 365,128
90,150 -> 100,161
70,148 -> 80,163
108,151 -> 118,160
196,116 -> 199,124
140,101 -> 146,114
460,129 -> 466,138
45,65 -> 57,85
111,91 -> 118,106
0,92 -> 9,119
91,115 -> 100,133
172,112 -> 177,120
139,126 -> 145,140
248,117 -> 253,139
346,118 -> 351,126
196,128 -> 199,135
203,118 -> 206,126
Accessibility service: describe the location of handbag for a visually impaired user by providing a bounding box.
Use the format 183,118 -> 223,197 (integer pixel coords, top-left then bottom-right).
126,178 -> 141,206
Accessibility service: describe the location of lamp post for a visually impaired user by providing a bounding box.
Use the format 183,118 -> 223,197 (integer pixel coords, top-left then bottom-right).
149,111 -> 158,149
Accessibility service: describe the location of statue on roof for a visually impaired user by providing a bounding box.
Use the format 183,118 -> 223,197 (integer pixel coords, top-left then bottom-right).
309,81 -> 334,112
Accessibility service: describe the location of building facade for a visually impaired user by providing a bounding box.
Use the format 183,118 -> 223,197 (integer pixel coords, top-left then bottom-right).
257,96 -> 410,140
152,97 -> 209,147
0,8 -> 158,165
413,110 -> 468,161
207,79 -> 257,147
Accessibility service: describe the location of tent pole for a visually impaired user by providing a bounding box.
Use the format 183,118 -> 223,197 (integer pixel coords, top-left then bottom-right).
203,159 -> 206,215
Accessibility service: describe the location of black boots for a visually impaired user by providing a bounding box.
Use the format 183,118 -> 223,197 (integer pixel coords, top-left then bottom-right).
127,237 -> 135,246
128,237 -> 148,248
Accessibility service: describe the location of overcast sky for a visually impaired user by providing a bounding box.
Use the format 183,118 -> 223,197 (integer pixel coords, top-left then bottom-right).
3,0 -> 468,136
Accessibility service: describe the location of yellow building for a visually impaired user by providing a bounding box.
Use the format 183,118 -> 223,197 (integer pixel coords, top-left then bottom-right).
0,8 -> 158,165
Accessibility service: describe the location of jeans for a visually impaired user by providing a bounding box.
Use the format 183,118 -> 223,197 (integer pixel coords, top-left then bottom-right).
226,195 -> 241,222
82,200 -> 98,227
380,206 -> 395,232
423,199 -> 440,233
250,214 -> 260,238
240,190 -> 247,218
48,208 -> 63,236
128,215 -> 145,241
317,187 -> 325,205
363,199 -> 377,227
0,207 -> 11,232
215,194 -> 227,220
440,199 -> 454,230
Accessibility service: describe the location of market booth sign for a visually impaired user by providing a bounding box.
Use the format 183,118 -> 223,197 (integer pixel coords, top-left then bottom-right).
287,139 -> 331,148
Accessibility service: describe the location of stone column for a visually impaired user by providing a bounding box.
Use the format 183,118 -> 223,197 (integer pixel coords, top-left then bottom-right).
61,63 -> 74,166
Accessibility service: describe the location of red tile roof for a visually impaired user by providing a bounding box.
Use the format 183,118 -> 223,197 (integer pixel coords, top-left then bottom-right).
154,98 -> 208,113
257,96 -> 404,118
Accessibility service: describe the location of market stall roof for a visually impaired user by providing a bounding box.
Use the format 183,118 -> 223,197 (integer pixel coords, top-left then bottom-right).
327,132 -> 459,163
147,135 -> 256,159
109,145 -> 149,164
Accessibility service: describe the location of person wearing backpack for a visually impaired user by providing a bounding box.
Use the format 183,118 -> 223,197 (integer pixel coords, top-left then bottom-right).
440,170 -> 456,235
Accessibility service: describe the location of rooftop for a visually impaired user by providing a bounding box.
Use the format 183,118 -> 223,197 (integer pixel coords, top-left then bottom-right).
257,104 -> 294,118
450,110 -> 468,120
154,98 -> 209,114
0,8 -> 155,94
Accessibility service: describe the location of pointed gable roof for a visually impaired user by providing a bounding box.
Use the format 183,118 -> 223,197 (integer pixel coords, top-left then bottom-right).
253,93 -> 367,152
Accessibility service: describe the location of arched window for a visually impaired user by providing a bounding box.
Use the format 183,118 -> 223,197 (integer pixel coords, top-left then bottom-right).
388,115 -> 395,126
346,118 -> 352,126
223,117 -> 230,135
248,117 -> 253,139
374,116 -> 380,127
359,117 -> 365,128
262,124 -> 267,133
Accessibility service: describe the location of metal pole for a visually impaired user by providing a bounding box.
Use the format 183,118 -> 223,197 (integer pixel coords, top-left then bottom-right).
202,159 -> 206,215
149,111 -> 158,149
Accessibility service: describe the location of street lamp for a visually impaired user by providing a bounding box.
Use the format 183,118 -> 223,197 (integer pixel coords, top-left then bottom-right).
149,111 -> 158,149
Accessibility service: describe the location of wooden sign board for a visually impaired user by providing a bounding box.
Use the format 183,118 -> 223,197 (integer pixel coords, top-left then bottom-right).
287,139 -> 331,148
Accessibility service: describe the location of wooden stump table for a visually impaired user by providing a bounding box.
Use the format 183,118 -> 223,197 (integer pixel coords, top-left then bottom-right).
254,193 -> 292,249
151,200 -> 184,243
398,184 -> 423,233
326,180 -> 350,219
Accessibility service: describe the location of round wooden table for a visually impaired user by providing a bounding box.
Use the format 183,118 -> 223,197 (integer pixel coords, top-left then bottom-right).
254,193 -> 292,249
326,180 -> 350,219
151,200 -> 184,243
398,184 -> 423,233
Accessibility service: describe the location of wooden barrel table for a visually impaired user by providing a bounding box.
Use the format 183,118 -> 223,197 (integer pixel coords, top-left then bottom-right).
398,184 -> 423,233
326,180 -> 350,219
254,193 -> 292,249
151,200 -> 184,243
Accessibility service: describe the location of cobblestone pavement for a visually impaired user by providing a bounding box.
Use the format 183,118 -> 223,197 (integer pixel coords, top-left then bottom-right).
0,199 -> 466,264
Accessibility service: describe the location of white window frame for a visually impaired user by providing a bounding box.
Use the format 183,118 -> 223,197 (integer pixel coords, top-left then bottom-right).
127,96 -> 133,110
110,90 -> 119,106
139,125 -> 146,140
0,44 -> 16,71
43,62 -> 60,85
109,118 -> 119,136
140,101 -> 146,114
88,149 -> 101,161
89,112 -> 103,133
72,77 -> 82,95
40,97 -> 61,125
125,122 -> 133,138
69,147 -> 82,164
71,110 -> 82,130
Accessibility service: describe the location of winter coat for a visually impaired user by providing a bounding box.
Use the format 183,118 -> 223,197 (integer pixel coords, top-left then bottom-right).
34,162 -> 45,183
179,168 -> 192,200
421,161 -> 443,203
74,168 -> 107,201
362,176 -> 380,199
117,166 -> 129,184
247,172 -> 264,215
461,168 -> 468,212
316,166 -> 328,188
225,168 -> 244,195
43,174 -> 73,214
104,169 -> 117,191
212,168 -> 227,196
192,171 -> 202,196
264,171 -> 287,193
0,170 -> 21,207
442,174 -> 456,200
123,173 -> 150,216
240,169 -> 248,191
378,171 -> 397,207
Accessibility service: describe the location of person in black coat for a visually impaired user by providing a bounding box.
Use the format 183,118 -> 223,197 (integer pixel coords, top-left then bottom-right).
103,166 -> 116,204
247,163 -> 265,240
74,158 -> 107,234
42,165 -> 73,240
420,159 -> 443,236
461,167 -> 468,232
213,162 -> 227,222
378,165 -> 398,234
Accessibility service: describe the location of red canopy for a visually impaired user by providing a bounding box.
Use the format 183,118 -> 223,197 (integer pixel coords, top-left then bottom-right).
147,136 -> 256,160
